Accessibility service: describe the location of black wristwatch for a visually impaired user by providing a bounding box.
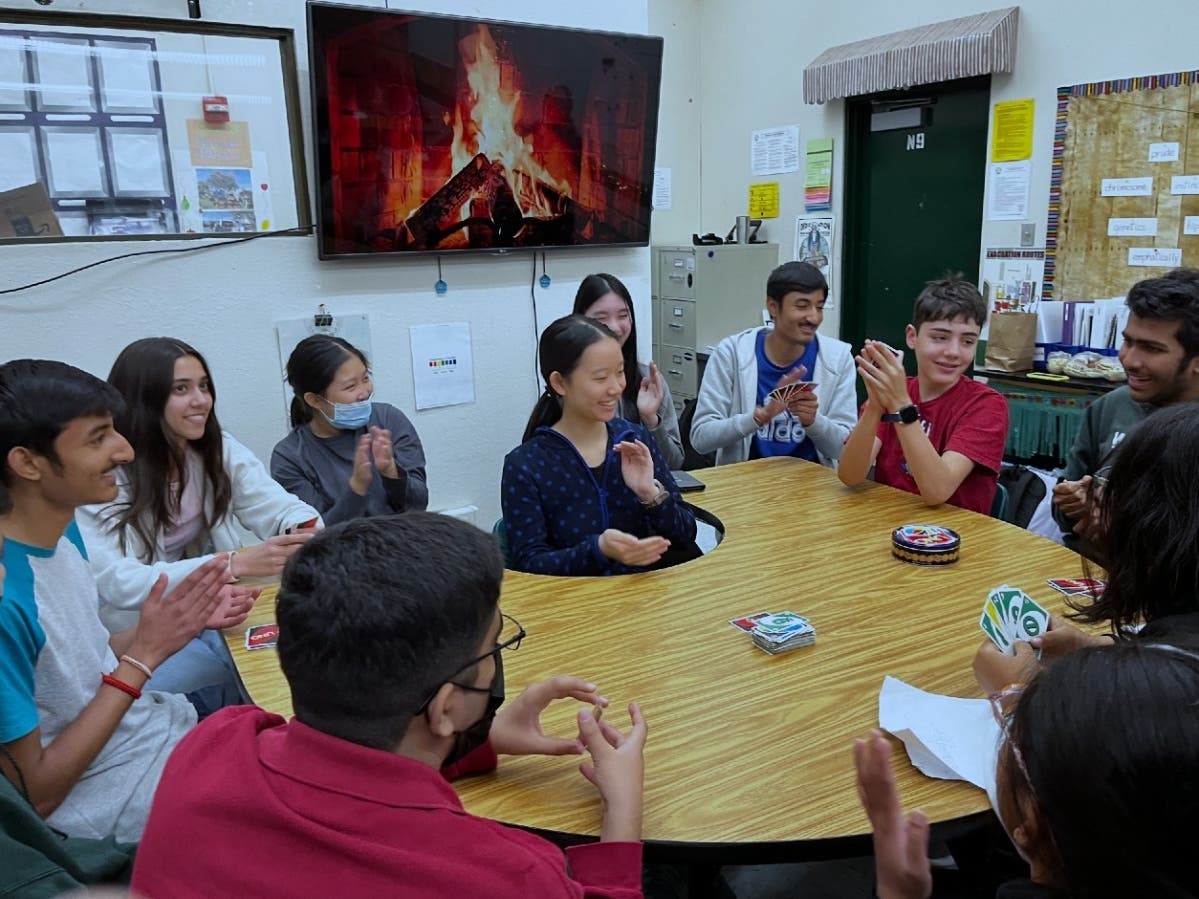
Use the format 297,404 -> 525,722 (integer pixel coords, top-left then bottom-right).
882,404 -> 919,424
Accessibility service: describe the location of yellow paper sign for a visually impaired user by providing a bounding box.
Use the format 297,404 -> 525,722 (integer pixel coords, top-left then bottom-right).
991,99 -> 1034,163
748,182 -> 780,218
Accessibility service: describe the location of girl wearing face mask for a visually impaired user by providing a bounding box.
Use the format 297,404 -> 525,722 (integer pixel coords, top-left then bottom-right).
501,315 -> 697,576
78,337 -> 321,701
572,273 -> 685,470
856,639 -> 1199,899
272,335 -> 427,526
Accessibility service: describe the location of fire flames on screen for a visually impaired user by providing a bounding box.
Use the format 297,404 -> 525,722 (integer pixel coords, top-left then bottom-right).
307,4 -> 664,258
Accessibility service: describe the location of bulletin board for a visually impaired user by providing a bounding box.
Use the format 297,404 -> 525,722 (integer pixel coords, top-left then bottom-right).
0,9 -> 308,242
1044,70 -> 1199,300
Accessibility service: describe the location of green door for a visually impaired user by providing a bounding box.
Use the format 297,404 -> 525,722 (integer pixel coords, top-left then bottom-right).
841,76 -> 991,374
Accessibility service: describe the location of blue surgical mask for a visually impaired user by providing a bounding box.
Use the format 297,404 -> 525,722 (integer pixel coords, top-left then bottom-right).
321,396 -> 372,430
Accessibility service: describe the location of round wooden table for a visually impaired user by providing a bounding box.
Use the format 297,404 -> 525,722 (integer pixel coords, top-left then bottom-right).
226,457 -> 1084,863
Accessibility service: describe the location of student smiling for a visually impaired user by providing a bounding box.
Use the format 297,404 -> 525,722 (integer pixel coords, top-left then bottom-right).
838,276 -> 1009,515
501,315 -> 697,575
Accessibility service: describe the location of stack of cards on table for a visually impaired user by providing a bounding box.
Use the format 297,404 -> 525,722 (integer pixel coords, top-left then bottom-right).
979,586 -> 1049,656
1046,577 -> 1104,597
730,611 -> 816,654
768,381 -> 817,407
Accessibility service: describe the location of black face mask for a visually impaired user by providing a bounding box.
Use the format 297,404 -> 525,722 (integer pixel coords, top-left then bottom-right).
442,651 -> 506,768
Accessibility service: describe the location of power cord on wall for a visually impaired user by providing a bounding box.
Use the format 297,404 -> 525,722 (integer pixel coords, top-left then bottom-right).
0,225 -> 314,296
529,253 -> 542,391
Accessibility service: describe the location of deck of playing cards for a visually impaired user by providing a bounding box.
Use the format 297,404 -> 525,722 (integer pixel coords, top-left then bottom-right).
767,382 -> 817,407
743,611 -> 816,654
979,586 -> 1049,656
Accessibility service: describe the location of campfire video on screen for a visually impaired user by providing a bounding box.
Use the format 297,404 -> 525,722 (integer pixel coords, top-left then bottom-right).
309,7 -> 663,257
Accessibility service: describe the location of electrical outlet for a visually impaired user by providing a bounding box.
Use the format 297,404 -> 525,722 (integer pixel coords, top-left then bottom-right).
1020,223 -> 1036,247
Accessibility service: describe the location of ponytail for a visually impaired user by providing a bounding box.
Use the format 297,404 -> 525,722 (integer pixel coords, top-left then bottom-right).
290,394 -> 314,429
522,387 -> 562,442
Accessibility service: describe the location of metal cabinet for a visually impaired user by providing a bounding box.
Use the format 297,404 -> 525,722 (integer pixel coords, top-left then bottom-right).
650,243 -> 779,401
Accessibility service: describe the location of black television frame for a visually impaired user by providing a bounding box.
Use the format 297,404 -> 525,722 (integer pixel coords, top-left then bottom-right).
307,1 -> 664,260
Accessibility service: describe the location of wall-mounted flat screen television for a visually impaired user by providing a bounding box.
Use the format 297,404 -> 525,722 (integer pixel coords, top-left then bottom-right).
307,2 -> 664,259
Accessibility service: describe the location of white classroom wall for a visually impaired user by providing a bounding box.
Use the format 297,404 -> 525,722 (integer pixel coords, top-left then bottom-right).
0,0 -> 651,529
687,0 -> 1199,336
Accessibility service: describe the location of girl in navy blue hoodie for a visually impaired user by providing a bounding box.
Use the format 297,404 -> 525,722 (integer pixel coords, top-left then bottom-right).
501,315 -> 697,575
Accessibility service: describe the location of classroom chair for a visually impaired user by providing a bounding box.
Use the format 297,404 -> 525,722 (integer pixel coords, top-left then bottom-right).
990,482 -> 1010,522
491,518 -> 511,568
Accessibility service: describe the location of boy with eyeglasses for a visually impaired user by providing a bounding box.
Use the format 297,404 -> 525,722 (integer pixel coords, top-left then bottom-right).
132,513 -> 648,898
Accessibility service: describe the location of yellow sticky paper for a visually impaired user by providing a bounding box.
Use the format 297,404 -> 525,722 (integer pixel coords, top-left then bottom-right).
748,182 -> 780,218
991,99 -> 1034,163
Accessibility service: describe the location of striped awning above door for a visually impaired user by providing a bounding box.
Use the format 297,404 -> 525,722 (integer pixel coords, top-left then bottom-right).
802,7 -> 1019,104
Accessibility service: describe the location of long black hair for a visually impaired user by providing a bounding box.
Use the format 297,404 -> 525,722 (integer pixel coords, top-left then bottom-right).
573,273 -> 643,407
1069,402 -> 1199,631
1006,640 -> 1199,898
521,315 -> 619,442
284,335 -> 371,428
106,337 -> 232,561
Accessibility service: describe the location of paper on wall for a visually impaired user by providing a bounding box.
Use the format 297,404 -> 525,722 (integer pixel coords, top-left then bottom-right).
1171,175 -> 1199,195
1184,216 -> 1199,236
410,322 -> 475,410
1107,217 -> 1157,237
1149,142 -> 1180,163
751,125 -> 800,176
986,161 -> 1030,221
1100,177 -> 1153,197
652,167 -> 671,210
1129,247 -> 1183,267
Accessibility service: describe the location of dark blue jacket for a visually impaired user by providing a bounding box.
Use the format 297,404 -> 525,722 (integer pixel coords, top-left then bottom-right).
501,418 -> 697,575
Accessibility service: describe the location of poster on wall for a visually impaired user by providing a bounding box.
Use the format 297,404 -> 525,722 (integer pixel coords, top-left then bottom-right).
410,322 -> 475,410
794,215 -> 835,303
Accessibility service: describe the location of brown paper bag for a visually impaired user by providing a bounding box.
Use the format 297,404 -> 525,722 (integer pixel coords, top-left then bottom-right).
984,312 -> 1037,372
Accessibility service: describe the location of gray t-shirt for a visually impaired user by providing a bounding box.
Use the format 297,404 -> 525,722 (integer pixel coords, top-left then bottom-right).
0,522 -> 196,842
270,402 -> 428,525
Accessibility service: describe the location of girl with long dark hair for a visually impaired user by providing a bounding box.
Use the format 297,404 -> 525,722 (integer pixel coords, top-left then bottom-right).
858,639 -> 1199,899
501,315 -> 697,575
79,338 -> 320,699
572,273 -> 684,469
974,401 -> 1199,690
271,335 -> 427,525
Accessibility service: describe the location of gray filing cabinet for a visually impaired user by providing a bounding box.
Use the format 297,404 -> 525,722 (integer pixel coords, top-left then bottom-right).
651,243 -> 780,401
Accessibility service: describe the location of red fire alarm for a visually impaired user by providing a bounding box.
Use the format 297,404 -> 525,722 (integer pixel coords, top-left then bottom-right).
202,95 -> 229,123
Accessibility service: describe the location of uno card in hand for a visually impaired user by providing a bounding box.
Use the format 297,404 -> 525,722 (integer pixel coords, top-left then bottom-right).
728,611 -> 770,632
245,623 -> 280,650
1012,594 -> 1050,640
797,382 -> 818,393
980,606 -> 1014,655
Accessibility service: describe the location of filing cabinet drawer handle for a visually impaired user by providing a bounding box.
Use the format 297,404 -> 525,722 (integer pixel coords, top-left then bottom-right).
668,322 -> 684,330
668,369 -> 683,376
668,273 -> 686,281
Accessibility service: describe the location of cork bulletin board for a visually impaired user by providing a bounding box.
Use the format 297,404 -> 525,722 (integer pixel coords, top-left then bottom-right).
1044,70 -> 1199,300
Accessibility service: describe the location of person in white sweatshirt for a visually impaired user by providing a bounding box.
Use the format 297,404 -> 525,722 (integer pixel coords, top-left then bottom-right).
78,338 -> 320,707
690,261 -> 857,467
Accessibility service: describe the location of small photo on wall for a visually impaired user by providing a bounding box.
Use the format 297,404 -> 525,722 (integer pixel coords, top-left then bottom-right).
202,209 -> 255,233
196,167 -> 253,210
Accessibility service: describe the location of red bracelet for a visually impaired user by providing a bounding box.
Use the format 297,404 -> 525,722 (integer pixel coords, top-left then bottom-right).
101,673 -> 142,701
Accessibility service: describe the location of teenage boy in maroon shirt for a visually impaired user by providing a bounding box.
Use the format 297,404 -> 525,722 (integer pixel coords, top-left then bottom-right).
839,277 -> 1008,515
133,513 -> 648,898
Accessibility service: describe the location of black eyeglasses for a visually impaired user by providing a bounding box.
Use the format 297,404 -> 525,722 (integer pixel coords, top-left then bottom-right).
415,613 -> 525,712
